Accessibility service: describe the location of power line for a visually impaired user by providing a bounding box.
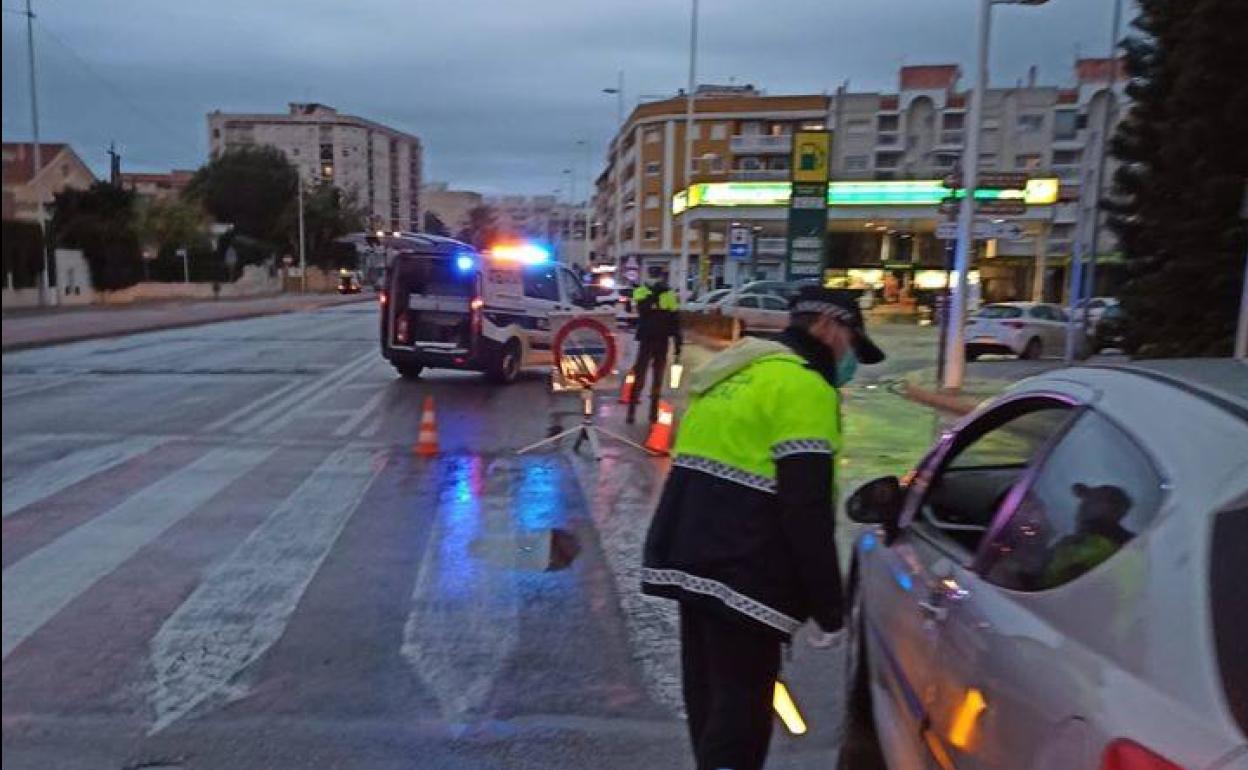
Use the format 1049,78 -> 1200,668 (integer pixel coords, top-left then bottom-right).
29,18 -> 197,161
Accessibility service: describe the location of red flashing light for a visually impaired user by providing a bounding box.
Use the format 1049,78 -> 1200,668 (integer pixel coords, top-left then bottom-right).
470,297 -> 485,311
379,290 -> 388,305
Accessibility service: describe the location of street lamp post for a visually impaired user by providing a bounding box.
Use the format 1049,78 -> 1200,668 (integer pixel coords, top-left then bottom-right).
603,72 -> 626,276
942,0 -> 1049,391
677,0 -> 699,301
24,0 -> 51,306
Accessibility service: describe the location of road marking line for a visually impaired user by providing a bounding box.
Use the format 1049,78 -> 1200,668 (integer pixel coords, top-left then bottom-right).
251,351 -> 377,436
231,350 -> 374,435
402,457 -> 521,722
199,378 -> 307,434
332,389 -> 387,438
1,446 -> 274,659
146,444 -> 385,732
2,436 -> 168,518
360,414 -> 385,438
1,434 -> 59,461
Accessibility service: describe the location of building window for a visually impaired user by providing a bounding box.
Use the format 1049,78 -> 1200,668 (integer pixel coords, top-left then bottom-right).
739,121 -> 763,136
875,151 -> 903,170
212,128 -> 220,139
1017,114 -> 1045,133
877,114 -> 900,132
645,161 -> 661,176
1053,149 -> 1082,166
1015,153 -> 1042,171
710,123 -> 728,140
979,153 -> 998,168
845,155 -> 869,171
942,112 -> 965,130
933,152 -> 959,168
767,157 -> 790,171
846,118 -> 871,135
1053,110 -> 1079,140
643,228 -> 659,241
645,128 -> 662,144
739,156 -> 762,171
644,194 -> 660,209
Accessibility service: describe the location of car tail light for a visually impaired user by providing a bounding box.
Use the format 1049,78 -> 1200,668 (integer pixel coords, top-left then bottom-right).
1002,320 -> 1026,329
379,290 -> 388,305
1101,740 -> 1186,770
395,314 -> 410,344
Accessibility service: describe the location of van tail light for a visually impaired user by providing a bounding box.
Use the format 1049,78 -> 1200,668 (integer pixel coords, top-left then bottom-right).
1101,740 -> 1186,770
379,290 -> 388,305
470,296 -> 484,337
395,314 -> 410,345
1002,320 -> 1026,329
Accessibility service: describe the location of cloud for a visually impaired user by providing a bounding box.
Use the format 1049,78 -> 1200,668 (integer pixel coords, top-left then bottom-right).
1,0 -> 1128,194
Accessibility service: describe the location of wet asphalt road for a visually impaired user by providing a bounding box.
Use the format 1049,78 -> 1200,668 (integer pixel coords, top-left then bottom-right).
1,302 -> 900,770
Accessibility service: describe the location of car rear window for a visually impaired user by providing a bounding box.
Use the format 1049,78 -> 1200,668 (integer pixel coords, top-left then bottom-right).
977,305 -> 1023,319
396,257 -> 474,298
1210,503 -> 1247,736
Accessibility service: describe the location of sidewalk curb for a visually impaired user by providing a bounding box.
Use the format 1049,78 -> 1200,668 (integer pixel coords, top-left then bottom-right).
2,295 -> 372,353
899,380 -> 982,416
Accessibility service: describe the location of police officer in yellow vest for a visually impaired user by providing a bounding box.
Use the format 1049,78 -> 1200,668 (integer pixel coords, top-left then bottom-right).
641,286 -> 884,770
628,272 -> 682,424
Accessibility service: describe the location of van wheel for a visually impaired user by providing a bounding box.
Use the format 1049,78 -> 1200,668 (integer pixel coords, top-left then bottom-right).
488,340 -> 521,384
1021,337 -> 1043,360
393,362 -> 423,380
837,572 -> 886,770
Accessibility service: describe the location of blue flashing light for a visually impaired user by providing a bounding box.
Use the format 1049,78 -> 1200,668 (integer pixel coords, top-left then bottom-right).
490,242 -> 551,265
456,254 -> 476,272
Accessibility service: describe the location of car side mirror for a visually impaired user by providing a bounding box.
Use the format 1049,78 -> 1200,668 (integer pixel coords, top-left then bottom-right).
846,476 -> 903,528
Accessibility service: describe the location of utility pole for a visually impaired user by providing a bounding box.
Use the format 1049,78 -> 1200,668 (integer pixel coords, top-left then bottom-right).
941,0 -> 992,390
297,171 -> 307,294
677,0 -> 699,301
1082,0 -> 1124,307
25,0 -> 50,306
107,141 -> 121,186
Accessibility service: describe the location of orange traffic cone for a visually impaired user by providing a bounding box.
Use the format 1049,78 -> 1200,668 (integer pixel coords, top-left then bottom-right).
617,371 -> 636,404
413,396 -> 439,457
644,400 -> 675,455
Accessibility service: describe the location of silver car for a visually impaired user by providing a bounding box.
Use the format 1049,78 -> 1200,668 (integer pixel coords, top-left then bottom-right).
966,302 -> 1084,361
839,360 -> 1248,770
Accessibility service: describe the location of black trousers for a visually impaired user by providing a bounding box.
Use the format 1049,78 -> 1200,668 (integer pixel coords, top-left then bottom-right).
680,604 -> 782,770
629,338 -> 669,421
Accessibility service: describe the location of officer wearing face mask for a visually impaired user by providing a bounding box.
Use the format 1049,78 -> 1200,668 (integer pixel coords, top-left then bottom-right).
640,286 -> 884,770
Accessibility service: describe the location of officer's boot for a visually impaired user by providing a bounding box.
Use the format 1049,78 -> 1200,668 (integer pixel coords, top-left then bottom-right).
626,399 -> 638,425
648,394 -> 661,424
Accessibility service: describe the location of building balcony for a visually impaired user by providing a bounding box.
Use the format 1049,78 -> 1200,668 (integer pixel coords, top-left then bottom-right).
936,130 -> 963,147
729,134 -> 793,154
731,168 -> 789,181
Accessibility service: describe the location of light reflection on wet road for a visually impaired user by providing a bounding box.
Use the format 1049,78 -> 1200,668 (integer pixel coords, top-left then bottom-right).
2,303 -> 942,770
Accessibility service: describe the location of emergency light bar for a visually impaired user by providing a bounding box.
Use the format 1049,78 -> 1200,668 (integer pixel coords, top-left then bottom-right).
488,242 -> 552,265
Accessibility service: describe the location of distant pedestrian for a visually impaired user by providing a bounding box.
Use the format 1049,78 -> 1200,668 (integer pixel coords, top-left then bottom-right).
641,286 -> 885,770
627,272 -> 682,424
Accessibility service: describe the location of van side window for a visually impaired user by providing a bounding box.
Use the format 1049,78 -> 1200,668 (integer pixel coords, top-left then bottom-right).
522,266 -> 560,302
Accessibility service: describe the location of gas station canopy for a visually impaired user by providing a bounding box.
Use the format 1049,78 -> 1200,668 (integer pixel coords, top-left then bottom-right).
672,178 -> 1060,215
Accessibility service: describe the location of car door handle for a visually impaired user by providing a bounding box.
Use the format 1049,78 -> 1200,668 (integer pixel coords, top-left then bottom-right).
918,600 -> 948,623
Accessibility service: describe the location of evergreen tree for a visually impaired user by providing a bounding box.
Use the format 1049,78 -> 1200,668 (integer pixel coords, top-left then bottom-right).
1107,0 -> 1248,357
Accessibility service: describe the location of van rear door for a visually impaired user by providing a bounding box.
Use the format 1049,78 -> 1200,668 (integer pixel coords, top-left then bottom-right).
389,256 -> 476,352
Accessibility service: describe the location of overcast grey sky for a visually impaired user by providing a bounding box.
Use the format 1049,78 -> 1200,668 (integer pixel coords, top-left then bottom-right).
2,0 -> 1129,196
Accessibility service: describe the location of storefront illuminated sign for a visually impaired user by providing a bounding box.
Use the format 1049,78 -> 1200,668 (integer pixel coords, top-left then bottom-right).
671,178 -> 1060,214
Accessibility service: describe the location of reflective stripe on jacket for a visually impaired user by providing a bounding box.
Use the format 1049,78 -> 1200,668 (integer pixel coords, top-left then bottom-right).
641,329 -> 845,638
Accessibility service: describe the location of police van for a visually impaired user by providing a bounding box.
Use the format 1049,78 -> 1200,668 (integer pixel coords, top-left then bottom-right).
380,235 -> 598,383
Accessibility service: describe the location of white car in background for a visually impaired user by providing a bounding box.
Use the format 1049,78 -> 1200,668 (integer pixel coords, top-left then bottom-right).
839,360 -> 1248,770
685,288 -> 732,312
716,292 -> 789,334
1077,296 -> 1121,327
966,302 -> 1084,360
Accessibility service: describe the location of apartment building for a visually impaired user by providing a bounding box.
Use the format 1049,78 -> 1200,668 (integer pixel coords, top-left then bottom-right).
595,60 -> 1125,300
208,103 -> 423,232
422,182 -> 483,236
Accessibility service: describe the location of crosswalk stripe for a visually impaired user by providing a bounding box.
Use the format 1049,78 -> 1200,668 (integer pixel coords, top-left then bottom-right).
199,377 -> 307,434
147,444 -> 385,733
1,446 -> 275,659
228,350 -> 374,435
332,389 -> 387,438
2,436 -> 167,518
402,457 -> 522,721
